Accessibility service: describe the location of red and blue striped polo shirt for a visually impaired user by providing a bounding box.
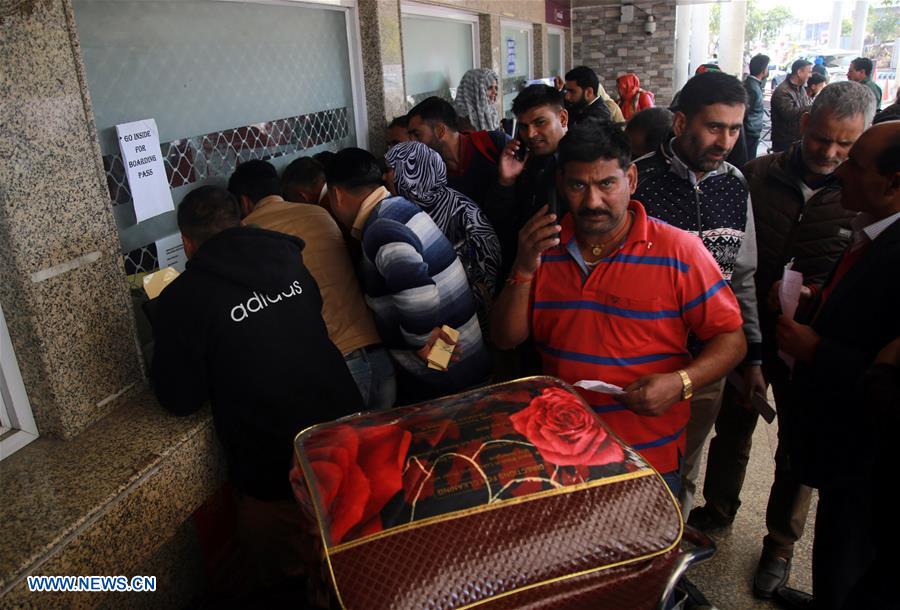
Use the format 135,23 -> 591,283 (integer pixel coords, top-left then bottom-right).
529,200 -> 743,472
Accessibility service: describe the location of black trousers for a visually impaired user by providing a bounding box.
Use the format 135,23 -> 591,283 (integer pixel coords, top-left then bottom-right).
813,484 -> 876,610
700,357 -> 813,560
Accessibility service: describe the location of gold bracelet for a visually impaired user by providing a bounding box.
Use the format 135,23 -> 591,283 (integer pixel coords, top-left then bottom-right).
676,369 -> 693,401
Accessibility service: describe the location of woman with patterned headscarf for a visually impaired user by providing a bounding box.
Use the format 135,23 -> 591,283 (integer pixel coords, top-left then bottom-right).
454,69 -> 501,132
385,141 -> 501,320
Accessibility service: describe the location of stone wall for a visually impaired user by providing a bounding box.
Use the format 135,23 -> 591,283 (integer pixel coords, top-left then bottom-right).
572,1 -> 677,106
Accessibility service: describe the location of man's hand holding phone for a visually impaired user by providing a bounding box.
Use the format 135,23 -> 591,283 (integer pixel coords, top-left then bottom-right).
499,125 -> 529,186
512,205 -> 561,278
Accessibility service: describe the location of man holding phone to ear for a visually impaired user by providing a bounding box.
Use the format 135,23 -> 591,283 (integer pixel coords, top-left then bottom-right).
490,120 -> 747,492
487,84 -> 569,279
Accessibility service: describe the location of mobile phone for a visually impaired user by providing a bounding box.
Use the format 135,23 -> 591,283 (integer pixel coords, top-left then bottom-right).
515,133 -> 529,162
546,188 -> 558,218
511,118 -> 528,162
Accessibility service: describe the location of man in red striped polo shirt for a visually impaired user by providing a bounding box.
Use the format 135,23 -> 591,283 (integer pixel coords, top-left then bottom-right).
491,120 -> 747,492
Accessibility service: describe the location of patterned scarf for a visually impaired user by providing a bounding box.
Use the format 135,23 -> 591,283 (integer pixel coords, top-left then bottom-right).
454,68 -> 500,132
385,141 -> 501,309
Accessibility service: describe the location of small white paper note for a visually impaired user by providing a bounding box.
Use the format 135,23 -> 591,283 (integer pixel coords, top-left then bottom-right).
155,233 -> 187,273
116,118 -> 174,223
778,263 -> 804,369
574,380 -> 625,396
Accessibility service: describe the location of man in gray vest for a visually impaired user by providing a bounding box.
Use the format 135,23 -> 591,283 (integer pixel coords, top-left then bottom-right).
633,71 -> 763,516
688,80 -> 876,600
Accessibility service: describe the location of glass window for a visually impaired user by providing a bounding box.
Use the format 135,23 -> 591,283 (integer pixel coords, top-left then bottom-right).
402,15 -> 475,106
548,31 -> 563,79
73,0 -> 361,265
501,23 -> 533,118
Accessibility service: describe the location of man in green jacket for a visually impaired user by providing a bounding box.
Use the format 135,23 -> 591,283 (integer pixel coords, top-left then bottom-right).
847,57 -> 883,111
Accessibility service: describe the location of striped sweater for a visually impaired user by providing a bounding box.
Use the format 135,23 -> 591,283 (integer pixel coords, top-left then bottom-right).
358,194 -> 490,397
530,201 -> 744,472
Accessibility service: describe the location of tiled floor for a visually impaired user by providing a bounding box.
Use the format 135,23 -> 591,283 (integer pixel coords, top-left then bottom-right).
686,414 -> 817,609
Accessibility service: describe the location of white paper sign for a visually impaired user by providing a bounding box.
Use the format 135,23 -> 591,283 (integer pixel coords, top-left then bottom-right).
155,233 -> 187,273
116,118 -> 174,223
574,380 -> 625,396
778,263 -> 804,369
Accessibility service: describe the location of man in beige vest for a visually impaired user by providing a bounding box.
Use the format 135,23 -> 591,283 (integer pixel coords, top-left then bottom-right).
228,160 -> 395,409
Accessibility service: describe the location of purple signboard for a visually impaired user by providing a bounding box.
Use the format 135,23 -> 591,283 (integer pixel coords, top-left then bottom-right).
546,0 -> 570,27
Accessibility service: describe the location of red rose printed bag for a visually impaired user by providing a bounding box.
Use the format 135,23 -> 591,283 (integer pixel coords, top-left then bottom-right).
291,376 -> 683,610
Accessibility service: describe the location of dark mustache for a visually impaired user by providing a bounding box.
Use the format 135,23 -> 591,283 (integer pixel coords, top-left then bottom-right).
578,208 -> 610,218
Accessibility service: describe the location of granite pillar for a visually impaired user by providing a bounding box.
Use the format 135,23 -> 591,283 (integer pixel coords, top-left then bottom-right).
534,22 -> 547,79
479,13 -> 503,118
0,0 -> 143,440
358,0 -> 406,156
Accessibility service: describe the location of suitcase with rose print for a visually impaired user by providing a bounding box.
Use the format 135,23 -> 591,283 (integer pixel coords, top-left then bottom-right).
291,376 -> 711,609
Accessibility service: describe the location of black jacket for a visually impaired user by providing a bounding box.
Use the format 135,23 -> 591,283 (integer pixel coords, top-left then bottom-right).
874,101 -> 900,124
786,218 -> 900,490
771,78 -> 811,151
567,97 -> 612,128
745,145 -> 856,353
150,227 -> 363,500
447,129 -> 509,211
486,153 -> 559,279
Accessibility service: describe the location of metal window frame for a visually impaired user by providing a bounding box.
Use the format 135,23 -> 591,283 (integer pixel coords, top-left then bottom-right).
547,25 -> 566,77
215,0 -> 370,148
500,18 -> 535,80
0,303 -> 39,461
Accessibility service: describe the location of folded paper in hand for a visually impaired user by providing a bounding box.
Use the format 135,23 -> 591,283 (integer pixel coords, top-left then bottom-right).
143,267 -> 180,300
574,380 -> 626,396
778,262 -> 804,370
427,325 -> 459,371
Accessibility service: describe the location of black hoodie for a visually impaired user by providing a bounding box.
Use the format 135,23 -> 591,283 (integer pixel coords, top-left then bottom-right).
150,227 -> 363,500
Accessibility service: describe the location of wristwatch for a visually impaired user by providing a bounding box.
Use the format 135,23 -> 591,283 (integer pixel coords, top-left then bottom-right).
676,369 -> 693,401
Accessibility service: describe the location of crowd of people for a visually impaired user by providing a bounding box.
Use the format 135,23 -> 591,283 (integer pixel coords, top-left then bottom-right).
148,61 -> 899,609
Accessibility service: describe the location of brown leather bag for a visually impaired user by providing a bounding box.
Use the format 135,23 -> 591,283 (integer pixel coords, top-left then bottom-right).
292,377 -> 682,609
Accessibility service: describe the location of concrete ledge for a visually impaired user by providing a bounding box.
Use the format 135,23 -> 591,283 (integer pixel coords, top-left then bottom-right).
0,386 -> 225,608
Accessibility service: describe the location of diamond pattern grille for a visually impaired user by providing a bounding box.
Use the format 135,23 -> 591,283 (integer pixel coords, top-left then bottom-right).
105,107 -> 350,208
108,108 -> 350,283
